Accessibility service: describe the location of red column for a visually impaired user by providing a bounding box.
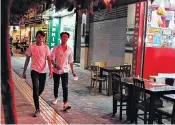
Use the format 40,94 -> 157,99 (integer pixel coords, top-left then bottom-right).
1,0 -> 17,123
132,2 -> 145,77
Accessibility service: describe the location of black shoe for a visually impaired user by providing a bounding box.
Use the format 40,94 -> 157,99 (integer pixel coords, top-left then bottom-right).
32,109 -> 40,117
63,106 -> 71,112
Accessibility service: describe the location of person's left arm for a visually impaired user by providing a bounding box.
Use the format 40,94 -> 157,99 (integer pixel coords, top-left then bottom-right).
69,49 -> 76,77
46,46 -> 53,78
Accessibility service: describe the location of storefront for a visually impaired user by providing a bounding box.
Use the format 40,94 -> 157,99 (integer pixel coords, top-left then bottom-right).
48,9 -> 76,54
132,0 -> 175,78
11,26 -> 30,44
60,14 -> 76,56
143,0 -> 175,78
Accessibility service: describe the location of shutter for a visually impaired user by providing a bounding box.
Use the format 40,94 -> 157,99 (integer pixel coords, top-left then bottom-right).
88,6 -> 128,67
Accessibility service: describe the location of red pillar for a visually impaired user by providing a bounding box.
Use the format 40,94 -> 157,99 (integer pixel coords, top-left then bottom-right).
132,2 -> 145,77
1,0 -> 17,123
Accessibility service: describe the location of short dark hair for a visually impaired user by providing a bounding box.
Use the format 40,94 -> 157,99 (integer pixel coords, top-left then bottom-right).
36,30 -> 45,37
60,32 -> 70,38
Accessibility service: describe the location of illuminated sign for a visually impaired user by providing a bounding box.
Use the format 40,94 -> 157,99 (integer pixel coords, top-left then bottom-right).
48,18 -> 61,50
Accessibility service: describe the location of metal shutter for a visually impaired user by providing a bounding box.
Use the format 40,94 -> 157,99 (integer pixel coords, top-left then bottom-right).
88,6 -> 127,67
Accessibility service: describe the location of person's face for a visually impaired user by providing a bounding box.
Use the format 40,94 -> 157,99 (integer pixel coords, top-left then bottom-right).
61,34 -> 69,45
36,33 -> 44,43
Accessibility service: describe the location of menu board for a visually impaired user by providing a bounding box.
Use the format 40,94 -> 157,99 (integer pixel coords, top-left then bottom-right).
146,5 -> 175,48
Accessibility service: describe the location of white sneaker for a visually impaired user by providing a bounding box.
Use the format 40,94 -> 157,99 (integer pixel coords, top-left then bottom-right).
52,98 -> 58,105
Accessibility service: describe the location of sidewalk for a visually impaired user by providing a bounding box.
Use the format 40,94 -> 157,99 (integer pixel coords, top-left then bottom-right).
1,71 -> 68,124
11,56 -> 119,124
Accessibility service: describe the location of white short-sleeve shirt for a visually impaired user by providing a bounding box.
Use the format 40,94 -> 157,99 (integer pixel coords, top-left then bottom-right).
51,44 -> 73,74
25,43 -> 51,73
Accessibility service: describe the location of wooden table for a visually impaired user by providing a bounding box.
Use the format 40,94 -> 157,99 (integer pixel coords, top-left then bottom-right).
100,67 -> 120,96
121,77 -> 175,124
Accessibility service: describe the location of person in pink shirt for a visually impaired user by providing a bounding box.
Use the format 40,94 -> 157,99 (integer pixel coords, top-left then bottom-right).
51,32 -> 77,111
22,30 -> 52,117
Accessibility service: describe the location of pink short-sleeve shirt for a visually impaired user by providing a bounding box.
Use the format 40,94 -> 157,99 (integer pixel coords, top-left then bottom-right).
51,45 -> 73,74
25,43 -> 51,73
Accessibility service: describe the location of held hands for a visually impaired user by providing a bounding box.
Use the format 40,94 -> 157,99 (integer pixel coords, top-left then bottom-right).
49,71 -> 53,79
54,64 -> 63,70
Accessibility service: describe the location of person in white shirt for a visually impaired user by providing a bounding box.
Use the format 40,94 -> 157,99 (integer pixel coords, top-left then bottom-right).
51,32 -> 77,111
23,30 -> 53,117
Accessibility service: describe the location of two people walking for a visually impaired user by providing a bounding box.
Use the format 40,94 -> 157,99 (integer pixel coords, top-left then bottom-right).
23,30 -> 76,117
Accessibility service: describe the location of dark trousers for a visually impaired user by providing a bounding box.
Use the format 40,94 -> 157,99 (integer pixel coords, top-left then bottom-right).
31,70 -> 46,110
53,73 -> 68,103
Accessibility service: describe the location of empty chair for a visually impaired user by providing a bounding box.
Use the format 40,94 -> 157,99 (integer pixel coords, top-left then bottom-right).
91,62 -> 107,68
156,102 -> 175,124
133,78 -> 163,124
157,78 -> 175,124
120,65 -> 131,77
133,78 -> 149,124
112,73 -> 128,120
89,65 -> 107,95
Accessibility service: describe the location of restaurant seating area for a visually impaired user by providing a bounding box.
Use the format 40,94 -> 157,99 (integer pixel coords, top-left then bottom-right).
89,62 -> 175,124
9,57 -> 175,124
12,41 -> 29,54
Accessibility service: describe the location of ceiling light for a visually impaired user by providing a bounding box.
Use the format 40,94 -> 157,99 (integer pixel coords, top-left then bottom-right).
45,20 -> 49,24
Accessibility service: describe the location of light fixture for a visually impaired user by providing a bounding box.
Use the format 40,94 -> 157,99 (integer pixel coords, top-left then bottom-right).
45,20 -> 49,24
15,26 -> 19,30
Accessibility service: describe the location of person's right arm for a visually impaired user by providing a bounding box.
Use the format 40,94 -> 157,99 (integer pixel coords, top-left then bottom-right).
51,47 -> 56,67
22,45 -> 32,78
22,56 -> 30,78
51,47 -> 61,70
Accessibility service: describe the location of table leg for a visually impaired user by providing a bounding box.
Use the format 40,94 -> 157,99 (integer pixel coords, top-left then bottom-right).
108,73 -> 112,96
126,86 -> 134,122
99,69 -> 103,93
148,93 -> 156,124
171,102 -> 175,124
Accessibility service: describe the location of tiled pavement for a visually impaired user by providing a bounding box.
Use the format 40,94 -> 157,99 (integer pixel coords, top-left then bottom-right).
9,55 -> 173,124
1,71 -> 68,124
1,85 -> 47,124
11,55 -> 120,124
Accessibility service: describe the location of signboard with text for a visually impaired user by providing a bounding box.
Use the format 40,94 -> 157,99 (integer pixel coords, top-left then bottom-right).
49,18 -> 61,50
132,2 -> 145,77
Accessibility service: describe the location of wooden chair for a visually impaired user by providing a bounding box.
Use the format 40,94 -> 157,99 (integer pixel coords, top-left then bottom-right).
120,65 -> 131,77
91,62 -> 107,68
89,65 -> 107,95
133,78 -> 162,124
156,78 -> 175,124
119,65 -> 131,94
156,102 -> 175,124
112,73 -> 128,120
91,62 -> 108,90
133,78 -> 149,124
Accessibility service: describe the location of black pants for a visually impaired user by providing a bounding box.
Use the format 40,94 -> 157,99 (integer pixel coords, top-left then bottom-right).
31,70 -> 46,110
53,73 -> 68,103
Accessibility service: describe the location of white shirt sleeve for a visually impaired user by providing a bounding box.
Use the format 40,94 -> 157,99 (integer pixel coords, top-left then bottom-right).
68,48 -> 74,64
46,45 -> 51,57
